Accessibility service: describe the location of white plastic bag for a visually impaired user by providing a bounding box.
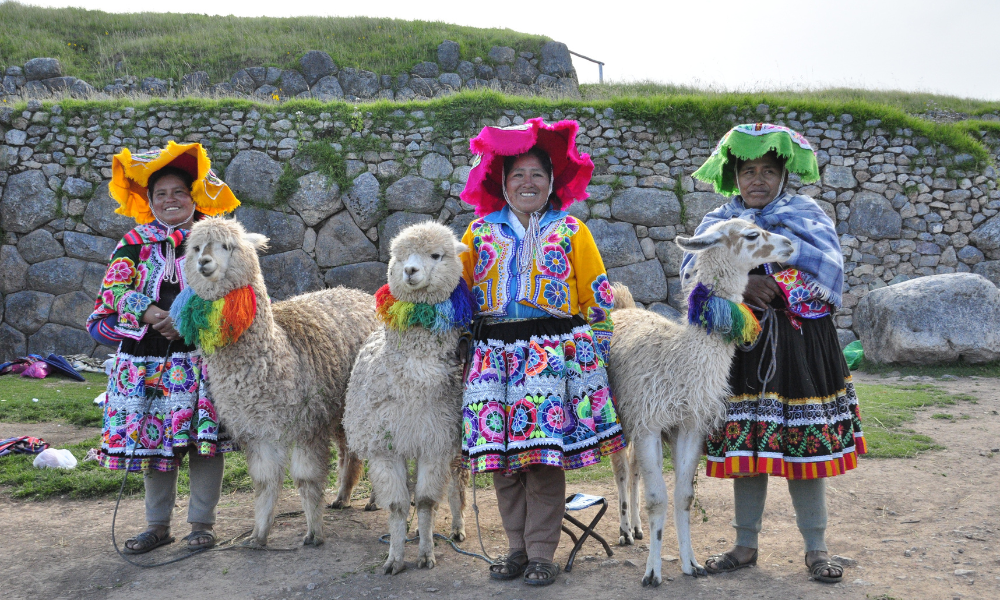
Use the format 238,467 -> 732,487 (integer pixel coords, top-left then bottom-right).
33,448 -> 78,469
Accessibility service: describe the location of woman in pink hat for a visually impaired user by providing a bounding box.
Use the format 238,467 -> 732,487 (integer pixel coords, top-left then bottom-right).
459,118 -> 626,586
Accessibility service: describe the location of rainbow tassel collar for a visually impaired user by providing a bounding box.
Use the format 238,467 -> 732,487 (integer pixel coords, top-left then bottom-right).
687,282 -> 761,344
375,280 -> 474,334
170,285 -> 257,354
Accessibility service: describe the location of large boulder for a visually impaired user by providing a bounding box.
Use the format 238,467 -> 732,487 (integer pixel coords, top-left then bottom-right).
385,175 -> 442,213
299,50 -> 337,86
258,250 -> 322,301
1,170 -> 59,233
25,257 -> 85,294
973,260 -> 1000,287
315,211 -> 378,268
4,290 -> 54,334
311,76 -> 344,101
0,323 -> 27,361
49,291 -> 95,328
23,58 -> 62,81
419,153 -> 454,180
378,212 -> 433,262
854,273 -> 1000,364
235,207 -> 305,255
0,245 -> 29,294
63,231 -> 116,262
848,191 -> 901,239
83,181 -> 134,240
28,323 -> 95,356
338,68 -> 380,98
970,214 -> 1000,254
587,219 -> 644,268
16,229 -> 64,263
822,165 -> 857,189
344,172 -> 383,230
225,150 -> 283,206
437,41 -> 460,72
611,188 -> 681,227
540,42 -> 574,77
278,70 -> 309,97
607,260 -> 669,304
287,172 -> 341,226
487,46 -> 516,64
682,191 -> 727,230
324,261 -> 387,294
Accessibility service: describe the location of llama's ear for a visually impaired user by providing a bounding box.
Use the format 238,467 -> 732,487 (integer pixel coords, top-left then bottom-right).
244,233 -> 270,252
675,230 -> 723,252
454,241 -> 469,255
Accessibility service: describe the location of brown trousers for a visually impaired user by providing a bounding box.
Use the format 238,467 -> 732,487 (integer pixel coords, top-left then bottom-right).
493,465 -> 565,562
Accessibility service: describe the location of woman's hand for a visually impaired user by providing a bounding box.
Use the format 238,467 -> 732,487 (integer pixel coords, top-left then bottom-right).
152,314 -> 182,341
742,275 -> 783,310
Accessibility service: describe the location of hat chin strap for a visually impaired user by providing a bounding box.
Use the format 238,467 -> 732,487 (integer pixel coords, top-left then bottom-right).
149,202 -> 196,285
503,167 -> 554,273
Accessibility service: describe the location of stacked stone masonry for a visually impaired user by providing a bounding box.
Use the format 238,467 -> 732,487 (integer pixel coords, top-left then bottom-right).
2,99 -> 1000,360
0,41 -> 581,103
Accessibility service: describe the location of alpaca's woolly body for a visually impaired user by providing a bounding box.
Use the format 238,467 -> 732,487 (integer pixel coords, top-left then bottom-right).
606,218 -> 794,585
343,221 -> 469,573
183,217 -> 378,547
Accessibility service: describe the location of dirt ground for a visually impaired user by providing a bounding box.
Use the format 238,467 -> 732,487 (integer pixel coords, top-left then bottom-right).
2,371 -> 997,600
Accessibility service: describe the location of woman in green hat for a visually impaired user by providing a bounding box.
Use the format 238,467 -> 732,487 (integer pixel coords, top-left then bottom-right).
682,123 -> 866,584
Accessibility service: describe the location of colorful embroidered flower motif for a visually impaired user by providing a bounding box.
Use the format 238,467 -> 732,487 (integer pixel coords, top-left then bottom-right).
592,274 -> 614,309
773,268 -> 800,285
539,396 -> 566,437
507,346 -> 525,387
725,422 -> 742,440
786,428 -> 803,446
538,245 -> 570,278
788,286 -> 811,305
138,245 -> 152,262
525,341 -> 549,377
478,403 -> 506,444
104,257 -> 137,286
475,243 -> 497,278
508,398 -> 538,441
164,360 -> 196,394
473,285 -> 487,310
543,281 -> 568,307
138,415 -> 164,448
171,408 -> 194,434
123,292 -> 150,315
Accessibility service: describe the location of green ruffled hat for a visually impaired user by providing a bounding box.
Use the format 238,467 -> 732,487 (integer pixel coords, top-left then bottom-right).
693,123 -> 820,196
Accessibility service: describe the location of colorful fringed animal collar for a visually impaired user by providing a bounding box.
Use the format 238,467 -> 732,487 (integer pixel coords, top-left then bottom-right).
687,282 -> 762,344
170,285 -> 257,354
375,280 -> 474,334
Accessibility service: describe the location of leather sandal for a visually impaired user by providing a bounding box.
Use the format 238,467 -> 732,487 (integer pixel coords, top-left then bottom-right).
182,529 -> 217,551
489,550 -> 528,580
523,560 -> 560,586
806,556 -> 844,583
123,529 -> 175,555
705,549 -> 758,574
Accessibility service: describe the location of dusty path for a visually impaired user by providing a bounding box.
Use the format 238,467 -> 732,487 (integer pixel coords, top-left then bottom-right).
1,372 -> 997,600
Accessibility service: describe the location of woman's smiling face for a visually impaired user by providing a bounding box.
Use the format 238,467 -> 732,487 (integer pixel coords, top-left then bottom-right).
505,153 -> 551,215
149,174 -> 194,226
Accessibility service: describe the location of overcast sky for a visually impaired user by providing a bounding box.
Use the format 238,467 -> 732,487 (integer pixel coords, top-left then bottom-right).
21,0 -> 1000,100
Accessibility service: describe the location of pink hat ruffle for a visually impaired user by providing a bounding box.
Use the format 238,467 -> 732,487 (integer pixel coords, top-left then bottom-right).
460,117 -> 594,217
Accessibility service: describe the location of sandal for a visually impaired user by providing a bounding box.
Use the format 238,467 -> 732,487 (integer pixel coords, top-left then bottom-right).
704,549 -> 758,574
489,550 -> 528,580
182,529 -> 217,551
523,560 -> 560,586
123,529 -> 175,555
806,556 -> 843,583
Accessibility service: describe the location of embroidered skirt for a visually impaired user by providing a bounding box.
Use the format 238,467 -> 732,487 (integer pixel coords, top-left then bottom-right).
462,315 -> 626,475
706,312 -> 866,480
100,336 -> 235,472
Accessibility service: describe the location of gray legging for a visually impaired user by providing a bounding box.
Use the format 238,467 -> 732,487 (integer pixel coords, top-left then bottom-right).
144,453 -> 225,527
733,474 -> 827,553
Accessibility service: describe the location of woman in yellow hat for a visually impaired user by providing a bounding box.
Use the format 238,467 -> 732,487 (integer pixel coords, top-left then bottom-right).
87,141 -> 240,554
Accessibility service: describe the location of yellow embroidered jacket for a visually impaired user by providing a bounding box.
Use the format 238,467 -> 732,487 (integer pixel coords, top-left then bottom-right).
460,209 -> 615,361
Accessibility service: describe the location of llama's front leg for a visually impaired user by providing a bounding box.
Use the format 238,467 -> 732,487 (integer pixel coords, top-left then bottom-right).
369,456 -> 409,574
610,447 -> 633,545
415,457 -> 448,569
245,441 -> 287,547
330,427 -> 363,509
671,429 -> 707,577
629,445 -> 644,541
635,431 -> 668,587
448,456 -> 468,542
291,433 -> 330,546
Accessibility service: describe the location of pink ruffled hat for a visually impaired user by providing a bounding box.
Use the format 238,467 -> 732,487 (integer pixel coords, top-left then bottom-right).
461,117 -> 594,217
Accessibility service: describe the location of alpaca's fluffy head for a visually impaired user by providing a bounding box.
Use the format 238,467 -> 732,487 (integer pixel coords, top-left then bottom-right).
183,217 -> 269,301
677,218 -> 793,277
387,221 -> 468,304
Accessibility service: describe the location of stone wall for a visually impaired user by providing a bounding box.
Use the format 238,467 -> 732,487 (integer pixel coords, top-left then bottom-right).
2,98 -> 999,361
1,41 -> 580,103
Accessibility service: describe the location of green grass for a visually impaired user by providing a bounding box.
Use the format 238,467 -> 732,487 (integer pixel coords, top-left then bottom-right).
580,80 -> 1000,118
0,2 -> 549,87
0,372 -> 106,426
857,383 -> 976,458
859,358 -> 1000,379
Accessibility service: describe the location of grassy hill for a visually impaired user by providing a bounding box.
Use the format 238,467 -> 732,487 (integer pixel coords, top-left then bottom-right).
0,2 -> 550,86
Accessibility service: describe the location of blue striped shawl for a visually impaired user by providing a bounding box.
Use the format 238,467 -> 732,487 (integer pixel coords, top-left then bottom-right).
679,193 -> 844,308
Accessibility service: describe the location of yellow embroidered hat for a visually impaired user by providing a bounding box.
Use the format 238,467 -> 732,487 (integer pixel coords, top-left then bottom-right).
110,141 -> 240,224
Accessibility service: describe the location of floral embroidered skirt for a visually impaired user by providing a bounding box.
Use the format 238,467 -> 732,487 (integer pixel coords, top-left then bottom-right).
100,335 -> 235,472
462,315 -> 626,475
706,313 -> 866,480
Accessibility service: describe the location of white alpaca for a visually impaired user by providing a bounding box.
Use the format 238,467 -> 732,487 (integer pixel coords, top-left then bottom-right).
180,217 -> 379,547
343,221 -> 470,575
606,218 -> 793,586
